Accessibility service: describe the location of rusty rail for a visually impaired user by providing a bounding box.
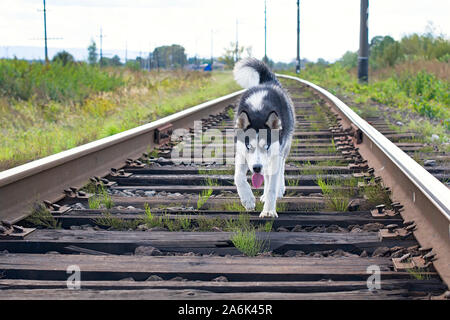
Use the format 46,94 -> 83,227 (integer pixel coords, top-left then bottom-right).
0,90 -> 244,224
278,74 -> 450,286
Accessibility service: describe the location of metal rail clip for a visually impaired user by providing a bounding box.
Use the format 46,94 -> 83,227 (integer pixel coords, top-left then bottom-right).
379,221 -> 416,239
43,200 -> 71,215
125,159 -> 146,168
154,123 -> 173,145
392,248 -> 436,271
110,168 -> 132,178
0,221 -> 35,240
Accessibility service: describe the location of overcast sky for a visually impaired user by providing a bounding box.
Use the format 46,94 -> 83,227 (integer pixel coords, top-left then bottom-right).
0,0 -> 449,62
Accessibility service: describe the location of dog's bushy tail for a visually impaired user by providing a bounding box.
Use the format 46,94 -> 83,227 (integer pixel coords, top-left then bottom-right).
233,58 -> 279,89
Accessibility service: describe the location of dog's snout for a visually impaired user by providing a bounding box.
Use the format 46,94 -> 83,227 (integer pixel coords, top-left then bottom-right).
253,164 -> 262,173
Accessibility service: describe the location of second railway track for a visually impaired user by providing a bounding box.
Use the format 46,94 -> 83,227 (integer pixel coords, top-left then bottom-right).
0,75 -> 448,300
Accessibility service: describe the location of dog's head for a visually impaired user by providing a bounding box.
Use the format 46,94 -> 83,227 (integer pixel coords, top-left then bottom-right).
235,111 -> 282,175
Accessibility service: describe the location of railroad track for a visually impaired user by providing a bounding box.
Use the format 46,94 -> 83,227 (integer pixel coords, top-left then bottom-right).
0,75 -> 449,300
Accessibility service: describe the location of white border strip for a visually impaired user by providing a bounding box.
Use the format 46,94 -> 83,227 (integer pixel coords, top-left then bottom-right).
278,74 -> 450,220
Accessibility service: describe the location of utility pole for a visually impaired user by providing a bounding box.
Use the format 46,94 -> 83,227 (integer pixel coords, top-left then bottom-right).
210,29 -> 214,70
35,2 -> 62,62
296,0 -> 300,74
43,0 -> 48,63
358,0 -> 369,82
264,0 -> 267,63
99,28 -> 104,66
125,41 -> 128,63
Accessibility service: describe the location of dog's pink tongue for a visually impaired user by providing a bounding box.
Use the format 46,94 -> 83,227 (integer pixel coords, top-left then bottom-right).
251,173 -> 264,189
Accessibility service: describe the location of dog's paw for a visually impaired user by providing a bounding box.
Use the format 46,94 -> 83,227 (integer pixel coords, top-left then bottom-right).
241,195 -> 256,211
259,210 -> 278,218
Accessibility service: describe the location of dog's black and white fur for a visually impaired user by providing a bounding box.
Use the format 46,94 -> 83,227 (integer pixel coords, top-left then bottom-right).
233,58 -> 295,218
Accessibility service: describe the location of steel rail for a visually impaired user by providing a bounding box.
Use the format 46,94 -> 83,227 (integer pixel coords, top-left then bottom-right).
278,74 -> 450,285
0,90 -> 244,224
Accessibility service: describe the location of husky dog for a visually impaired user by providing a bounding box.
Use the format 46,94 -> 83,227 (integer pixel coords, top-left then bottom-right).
233,58 -> 295,218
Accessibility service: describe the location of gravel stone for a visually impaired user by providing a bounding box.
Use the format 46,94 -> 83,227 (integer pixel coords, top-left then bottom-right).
331,249 -> 346,257
362,223 -> 385,232
119,277 -> 135,281
424,159 -> 437,167
212,276 -> 228,282
72,203 -> 85,210
284,250 -> 297,257
146,275 -> 163,281
137,224 -> 149,231
134,246 -> 162,256
372,247 -> 390,257
170,276 -> 187,281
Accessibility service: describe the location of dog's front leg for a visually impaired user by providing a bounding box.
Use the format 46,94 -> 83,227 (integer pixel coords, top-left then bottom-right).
259,157 -> 281,218
260,172 -> 270,203
234,162 -> 255,211
277,158 -> 286,199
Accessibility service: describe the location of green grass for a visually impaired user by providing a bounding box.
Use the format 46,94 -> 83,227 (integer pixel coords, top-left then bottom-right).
316,176 -> 353,212
231,228 -> 269,257
88,196 -> 101,210
24,204 -> 61,229
222,201 -> 246,212
406,266 -> 432,280
362,179 -> 392,209
0,64 -> 240,171
88,186 -> 114,209
203,177 -> 220,187
198,168 -> 234,175
227,107 -> 235,120
280,61 -> 449,143
197,188 -> 213,210
94,212 -> 141,230
0,59 -> 123,104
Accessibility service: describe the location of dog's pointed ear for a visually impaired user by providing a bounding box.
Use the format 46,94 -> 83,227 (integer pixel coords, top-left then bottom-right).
235,112 -> 250,130
266,112 -> 282,130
